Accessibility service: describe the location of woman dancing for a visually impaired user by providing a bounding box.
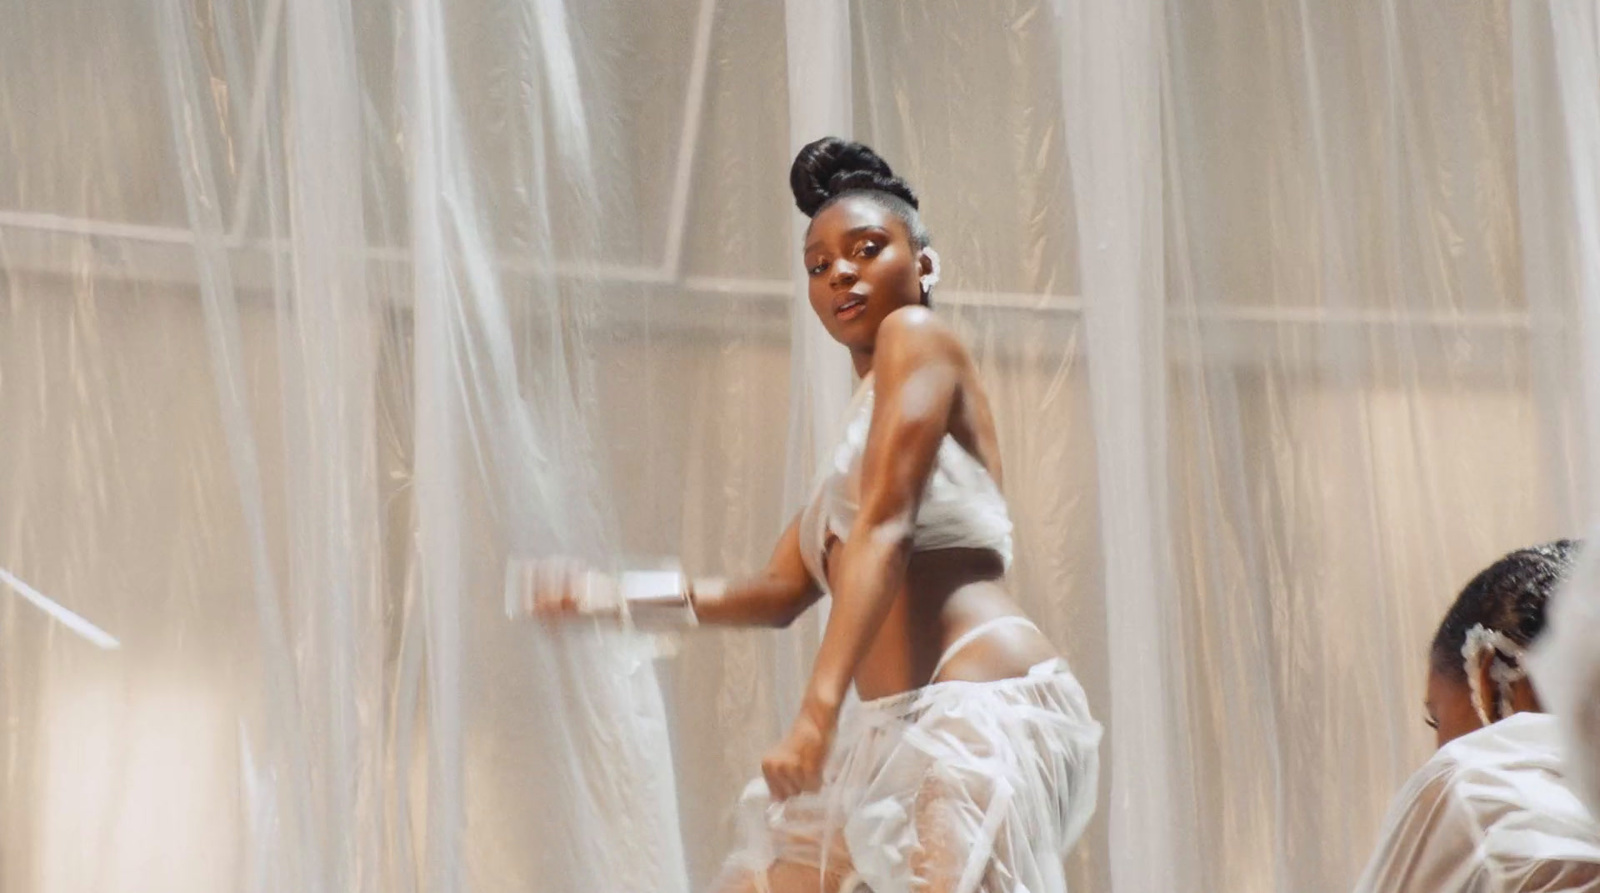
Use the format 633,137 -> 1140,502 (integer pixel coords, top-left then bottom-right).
533,138 -> 1101,892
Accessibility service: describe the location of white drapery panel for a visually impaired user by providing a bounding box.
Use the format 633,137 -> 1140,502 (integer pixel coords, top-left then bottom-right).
0,2 -> 1593,892
1528,0 -> 1600,841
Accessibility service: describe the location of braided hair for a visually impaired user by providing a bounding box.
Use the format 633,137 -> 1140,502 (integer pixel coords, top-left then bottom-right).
1430,540 -> 1581,682
789,137 -> 931,251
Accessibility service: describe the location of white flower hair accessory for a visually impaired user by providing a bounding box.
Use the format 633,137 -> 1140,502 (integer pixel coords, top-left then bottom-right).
1462,623 -> 1528,726
920,247 -> 941,297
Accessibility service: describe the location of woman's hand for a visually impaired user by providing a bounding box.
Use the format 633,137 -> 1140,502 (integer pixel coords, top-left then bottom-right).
761,701 -> 838,801
522,558 -> 624,624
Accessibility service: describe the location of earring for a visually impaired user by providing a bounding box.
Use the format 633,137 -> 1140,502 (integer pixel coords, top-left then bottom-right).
920,247 -> 942,296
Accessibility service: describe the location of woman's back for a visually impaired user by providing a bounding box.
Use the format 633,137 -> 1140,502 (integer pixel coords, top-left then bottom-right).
1355,713 -> 1600,892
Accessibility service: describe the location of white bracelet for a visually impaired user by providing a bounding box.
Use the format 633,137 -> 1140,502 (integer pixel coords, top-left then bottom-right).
690,576 -> 726,601
618,570 -> 700,629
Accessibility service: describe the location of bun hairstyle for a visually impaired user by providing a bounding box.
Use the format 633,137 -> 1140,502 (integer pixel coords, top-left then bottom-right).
789,137 -> 931,250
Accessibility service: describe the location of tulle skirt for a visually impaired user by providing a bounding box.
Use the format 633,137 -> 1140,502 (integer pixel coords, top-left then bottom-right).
715,658 -> 1102,892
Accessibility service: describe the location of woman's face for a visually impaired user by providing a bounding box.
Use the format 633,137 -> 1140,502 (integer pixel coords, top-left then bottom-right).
802,196 -> 928,354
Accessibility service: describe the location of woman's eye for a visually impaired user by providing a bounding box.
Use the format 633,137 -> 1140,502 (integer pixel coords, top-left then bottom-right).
858,242 -> 881,258
807,260 -> 828,276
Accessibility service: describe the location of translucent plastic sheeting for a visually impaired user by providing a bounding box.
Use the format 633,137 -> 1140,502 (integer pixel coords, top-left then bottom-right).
0,2 -> 1595,893
1530,0 -> 1600,830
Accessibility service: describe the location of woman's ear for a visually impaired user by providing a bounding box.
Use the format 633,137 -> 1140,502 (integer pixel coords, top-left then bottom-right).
918,247 -> 941,295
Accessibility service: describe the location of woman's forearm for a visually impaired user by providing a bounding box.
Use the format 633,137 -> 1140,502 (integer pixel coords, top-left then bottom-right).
799,524 -> 911,715
692,573 -> 819,629
688,513 -> 822,628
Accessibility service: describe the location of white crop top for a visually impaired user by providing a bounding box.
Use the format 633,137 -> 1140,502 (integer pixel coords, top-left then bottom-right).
797,373 -> 1015,588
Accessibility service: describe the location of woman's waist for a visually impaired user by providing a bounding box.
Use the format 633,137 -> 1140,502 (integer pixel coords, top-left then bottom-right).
821,543 -> 1006,591
852,655 -> 1077,718
849,577 -> 1055,701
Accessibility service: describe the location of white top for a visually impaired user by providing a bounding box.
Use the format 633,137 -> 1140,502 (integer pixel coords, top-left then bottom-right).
797,374 -> 1014,588
1353,712 -> 1600,892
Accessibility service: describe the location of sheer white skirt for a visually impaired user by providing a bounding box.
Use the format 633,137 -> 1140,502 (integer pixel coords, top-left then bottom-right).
714,658 -> 1102,892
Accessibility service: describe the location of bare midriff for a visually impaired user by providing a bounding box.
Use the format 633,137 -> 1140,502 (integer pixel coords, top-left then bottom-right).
821,541 -> 1059,701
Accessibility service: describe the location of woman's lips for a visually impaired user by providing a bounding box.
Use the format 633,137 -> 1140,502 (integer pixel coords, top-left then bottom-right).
835,294 -> 867,321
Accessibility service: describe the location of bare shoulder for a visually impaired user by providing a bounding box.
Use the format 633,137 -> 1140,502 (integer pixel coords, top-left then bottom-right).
875,305 -> 969,372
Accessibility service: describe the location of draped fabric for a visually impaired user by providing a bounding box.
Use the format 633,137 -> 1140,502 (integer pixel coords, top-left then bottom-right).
1530,0 -> 1600,842
1,2 -> 1594,891
1352,714 -> 1600,893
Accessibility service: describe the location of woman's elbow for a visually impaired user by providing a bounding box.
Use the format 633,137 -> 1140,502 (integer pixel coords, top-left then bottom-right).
771,587 -> 820,629
862,515 -> 916,555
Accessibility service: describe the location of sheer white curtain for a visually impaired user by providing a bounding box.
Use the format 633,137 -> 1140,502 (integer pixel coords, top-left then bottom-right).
1528,0 -> 1600,834
1,2 -> 1594,893
1157,2 -> 1585,888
